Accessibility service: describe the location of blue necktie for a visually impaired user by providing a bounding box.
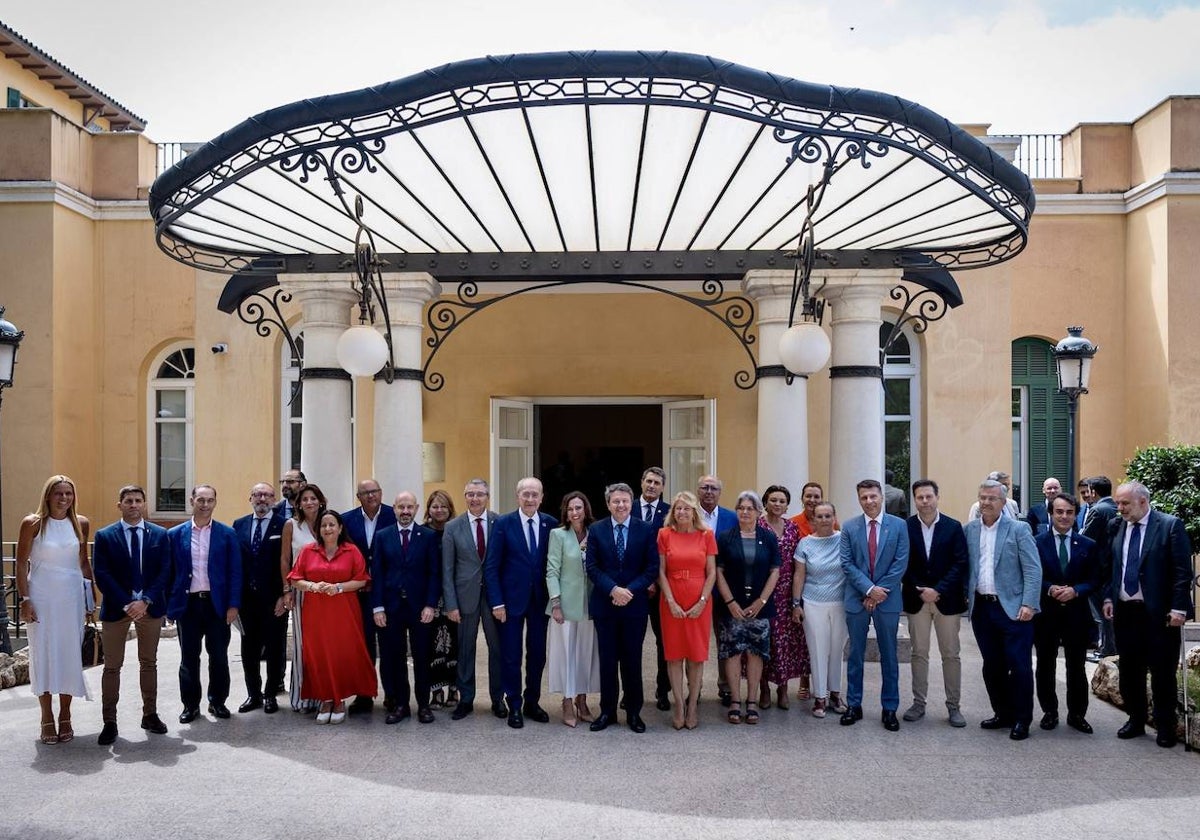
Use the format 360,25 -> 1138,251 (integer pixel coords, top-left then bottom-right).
251,517 -> 264,554
1123,522 -> 1142,597
1057,533 -> 1069,575
129,525 -> 143,593
616,523 -> 626,563
527,517 -> 537,553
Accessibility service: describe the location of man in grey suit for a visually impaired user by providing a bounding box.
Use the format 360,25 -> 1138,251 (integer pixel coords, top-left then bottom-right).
442,478 -> 504,721
965,479 -> 1042,741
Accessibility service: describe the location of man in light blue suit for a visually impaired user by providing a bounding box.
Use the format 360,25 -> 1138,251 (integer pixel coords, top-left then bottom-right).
839,479 -> 909,730
965,479 -> 1041,741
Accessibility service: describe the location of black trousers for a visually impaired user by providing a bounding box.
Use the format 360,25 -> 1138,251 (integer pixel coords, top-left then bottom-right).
378,600 -> 432,710
595,610 -> 648,717
358,589 -> 379,663
971,597 -> 1034,725
239,588 -> 287,699
1113,600 -> 1181,731
1033,602 -> 1091,717
177,592 -> 232,707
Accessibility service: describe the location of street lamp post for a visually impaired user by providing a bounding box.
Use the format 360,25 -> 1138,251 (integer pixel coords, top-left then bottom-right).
1052,325 -> 1099,495
0,306 -> 26,654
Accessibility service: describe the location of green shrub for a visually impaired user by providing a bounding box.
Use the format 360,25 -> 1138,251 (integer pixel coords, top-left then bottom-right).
1125,444 -> 1200,548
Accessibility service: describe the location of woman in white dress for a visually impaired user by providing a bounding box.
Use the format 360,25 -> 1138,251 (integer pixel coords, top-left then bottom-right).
545,491 -> 600,727
281,484 -> 324,712
15,475 -> 94,744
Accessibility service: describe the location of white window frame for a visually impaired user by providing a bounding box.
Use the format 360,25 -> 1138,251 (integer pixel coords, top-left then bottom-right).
146,343 -> 195,518
280,331 -> 356,478
1012,385 -> 1029,511
881,319 -> 921,496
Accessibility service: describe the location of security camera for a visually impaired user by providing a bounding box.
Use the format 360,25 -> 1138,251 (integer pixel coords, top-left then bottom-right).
211,343 -> 228,354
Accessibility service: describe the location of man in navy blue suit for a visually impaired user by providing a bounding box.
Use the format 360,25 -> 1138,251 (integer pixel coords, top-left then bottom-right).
1033,492 -> 1100,734
166,484 -> 242,724
631,466 -> 671,710
585,482 -> 660,733
93,484 -> 172,745
484,476 -> 558,729
232,482 -> 288,715
372,491 -> 441,724
343,477 -> 396,712
1025,477 -> 1062,536
697,474 -> 738,704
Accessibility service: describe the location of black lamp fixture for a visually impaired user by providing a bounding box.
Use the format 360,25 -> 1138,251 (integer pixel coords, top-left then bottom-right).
1052,325 -> 1099,492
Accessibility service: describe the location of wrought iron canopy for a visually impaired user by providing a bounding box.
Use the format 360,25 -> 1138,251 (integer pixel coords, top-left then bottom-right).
150,51 -> 1033,279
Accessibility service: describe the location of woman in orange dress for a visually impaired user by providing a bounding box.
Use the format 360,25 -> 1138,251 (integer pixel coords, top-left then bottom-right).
286,509 -> 377,724
656,491 -> 717,730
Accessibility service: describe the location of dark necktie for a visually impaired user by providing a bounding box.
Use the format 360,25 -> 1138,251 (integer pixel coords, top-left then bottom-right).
616,523 -> 626,563
645,504 -> 653,523
129,525 -> 143,592
1123,522 -> 1142,597
251,517 -> 264,554
527,517 -> 537,553
401,528 -> 411,553
1057,533 -> 1069,575
475,517 -> 486,560
868,520 -> 878,578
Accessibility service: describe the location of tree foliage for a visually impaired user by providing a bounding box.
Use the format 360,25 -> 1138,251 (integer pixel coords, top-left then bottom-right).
1125,444 -> 1200,549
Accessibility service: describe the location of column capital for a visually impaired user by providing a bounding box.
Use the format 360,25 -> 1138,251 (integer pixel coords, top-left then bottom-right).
812,267 -> 903,302
378,272 -> 442,305
740,269 -> 798,301
276,273 -> 359,328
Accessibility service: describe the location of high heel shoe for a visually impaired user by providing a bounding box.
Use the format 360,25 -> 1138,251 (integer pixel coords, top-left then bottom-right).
561,698 -> 577,728
57,717 -> 74,743
758,682 -> 772,710
39,722 -> 59,745
329,702 -> 346,725
317,701 -> 333,724
574,697 -> 594,723
672,704 -> 686,730
776,686 -> 790,711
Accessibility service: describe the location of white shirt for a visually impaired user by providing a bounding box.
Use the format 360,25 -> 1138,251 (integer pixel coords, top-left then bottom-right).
976,518 -> 1000,595
362,508 -> 382,548
639,497 -> 659,522
523,515 -> 539,550
471,514 -> 488,548
1118,510 -> 1152,603
919,513 -> 940,557
700,507 -> 720,533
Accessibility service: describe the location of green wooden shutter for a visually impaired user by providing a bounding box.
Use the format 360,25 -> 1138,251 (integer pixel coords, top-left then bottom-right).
1012,337 -> 1070,498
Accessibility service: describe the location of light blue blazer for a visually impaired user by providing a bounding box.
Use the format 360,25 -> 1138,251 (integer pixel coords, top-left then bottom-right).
839,513 -> 908,615
965,515 -> 1042,621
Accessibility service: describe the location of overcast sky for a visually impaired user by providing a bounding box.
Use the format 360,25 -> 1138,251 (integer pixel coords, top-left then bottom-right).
4,0 -> 1198,141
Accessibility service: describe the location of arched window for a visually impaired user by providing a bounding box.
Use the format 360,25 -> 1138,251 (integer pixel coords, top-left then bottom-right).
148,345 -> 195,515
880,320 -> 921,509
1011,337 -> 1069,511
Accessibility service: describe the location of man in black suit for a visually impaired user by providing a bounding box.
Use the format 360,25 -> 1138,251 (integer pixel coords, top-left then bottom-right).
1033,493 -> 1100,734
92,484 -> 172,744
585,482 -> 660,733
1083,475 -> 1119,658
274,468 -> 305,520
1103,481 -> 1194,748
372,491 -> 442,724
1025,477 -> 1062,536
631,466 -> 670,711
232,482 -> 288,715
901,479 -> 969,727
343,477 -> 396,712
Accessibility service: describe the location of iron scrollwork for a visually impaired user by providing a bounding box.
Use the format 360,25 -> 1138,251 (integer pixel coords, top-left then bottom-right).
236,286 -> 302,404
880,284 -> 950,360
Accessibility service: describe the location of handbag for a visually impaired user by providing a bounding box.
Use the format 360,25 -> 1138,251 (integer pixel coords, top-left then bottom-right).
82,622 -> 104,668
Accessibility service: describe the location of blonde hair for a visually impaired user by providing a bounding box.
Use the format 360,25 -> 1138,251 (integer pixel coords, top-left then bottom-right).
32,474 -> 84,543
664,491 -> 709,533
423,489 -> 456,528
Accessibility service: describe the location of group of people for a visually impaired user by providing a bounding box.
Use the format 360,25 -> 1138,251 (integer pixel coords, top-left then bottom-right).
12,464 -> 1193,749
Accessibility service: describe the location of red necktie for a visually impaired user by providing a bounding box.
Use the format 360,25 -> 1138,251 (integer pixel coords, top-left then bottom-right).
401,528 -> 410,552
868,519 -> 878,578
475,517 -> 486,560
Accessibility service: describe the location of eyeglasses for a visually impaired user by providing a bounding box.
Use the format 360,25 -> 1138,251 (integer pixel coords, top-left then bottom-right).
698,485 -> 720,492
357,489 -> 382,497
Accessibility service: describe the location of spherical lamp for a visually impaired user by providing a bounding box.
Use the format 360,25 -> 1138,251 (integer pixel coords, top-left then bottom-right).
336,325 -> 389,377
778,322 -> 831,375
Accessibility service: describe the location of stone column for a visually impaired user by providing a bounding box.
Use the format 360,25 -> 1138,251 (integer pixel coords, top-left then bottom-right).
816,268 -> 903,519
742,270 -> 810,509
372,273 -> 441,502
276,273 -> 359,512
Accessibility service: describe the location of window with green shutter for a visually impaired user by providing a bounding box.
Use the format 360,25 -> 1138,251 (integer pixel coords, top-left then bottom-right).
1011,337 -> 1070,511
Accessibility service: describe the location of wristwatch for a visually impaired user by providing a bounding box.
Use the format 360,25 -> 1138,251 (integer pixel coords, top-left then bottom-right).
336,583 -> 344,594
789,597 -> 803,609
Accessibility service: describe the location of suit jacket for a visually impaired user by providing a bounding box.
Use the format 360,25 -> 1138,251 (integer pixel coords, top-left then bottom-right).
1035,528 -> 1100,619
840,513 -> 909,615
370,523 -> 441,614
166,519 -> 242,620
92,519 -> 171,621
1081,496 -> 1118,544
232,511 -> 287,598
902,513 -> 968,615
1026,502 -> 1050,536
704,506 -> 738,537
546,527 -> 592,621
715,524 -> 782,618
965,515 -> 1041,621
631,498 -> 669,530
585,516 -> 659,619
343,505 -> 397,564
1103,510 -> 1194,620
442,510 -> 498,614
483,510 -> 559,617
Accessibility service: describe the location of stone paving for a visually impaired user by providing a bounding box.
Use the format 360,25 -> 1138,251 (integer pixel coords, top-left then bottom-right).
2,626 -> 1198,839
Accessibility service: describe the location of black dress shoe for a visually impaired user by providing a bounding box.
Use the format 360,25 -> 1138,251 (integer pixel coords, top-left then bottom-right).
1039,712 -> 1059,730
839,705 -> 863,726
1117,719 -> 1146,739
238,697 -> 263,714
450,702 -> 473,721
208,702 -> 231,719
349,696 -> 374,714
1066,715 -> 1093,734
523,703 -> 550,723
656,694 -> 672,712
178,707 -> 200,724
492,700 -> 508,719
882,710 -> 899,731
263,697 -> 279,714
417,707 -> 435,724
1156,732 -> 1178,748
385,707 -> 411,725
141,714 -> 168,734
589,713 -> 613,732
718,688 -> 732,708
1010,721 -> 1030,741
628,714 -> 647,733
979,716 -> 1013,730
98,722 -> 119,745
507,707 -> 524,729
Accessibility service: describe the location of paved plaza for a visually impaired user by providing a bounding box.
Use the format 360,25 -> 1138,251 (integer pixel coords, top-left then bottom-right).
2,628 -> 1198,839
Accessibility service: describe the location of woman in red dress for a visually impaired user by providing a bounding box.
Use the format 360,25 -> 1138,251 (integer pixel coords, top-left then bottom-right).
657,491 -> 717,731
286,509 -> 378,724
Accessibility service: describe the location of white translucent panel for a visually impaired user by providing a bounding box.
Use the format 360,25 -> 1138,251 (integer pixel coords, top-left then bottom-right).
668,406 -> 705,441
498,406 -> 529,441
715,151 -> 825,251
525,105 -> 596,251
626,105 -> 706,251
668,447 -> 707,494
588,102 -> 646,251
498,446 -> 528,502
221,177 -> 356,253
156,420 -> 187,511
156,389 -> 186,418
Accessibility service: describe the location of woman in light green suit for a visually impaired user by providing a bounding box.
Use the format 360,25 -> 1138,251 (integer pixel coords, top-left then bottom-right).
546,491 -> 601,727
